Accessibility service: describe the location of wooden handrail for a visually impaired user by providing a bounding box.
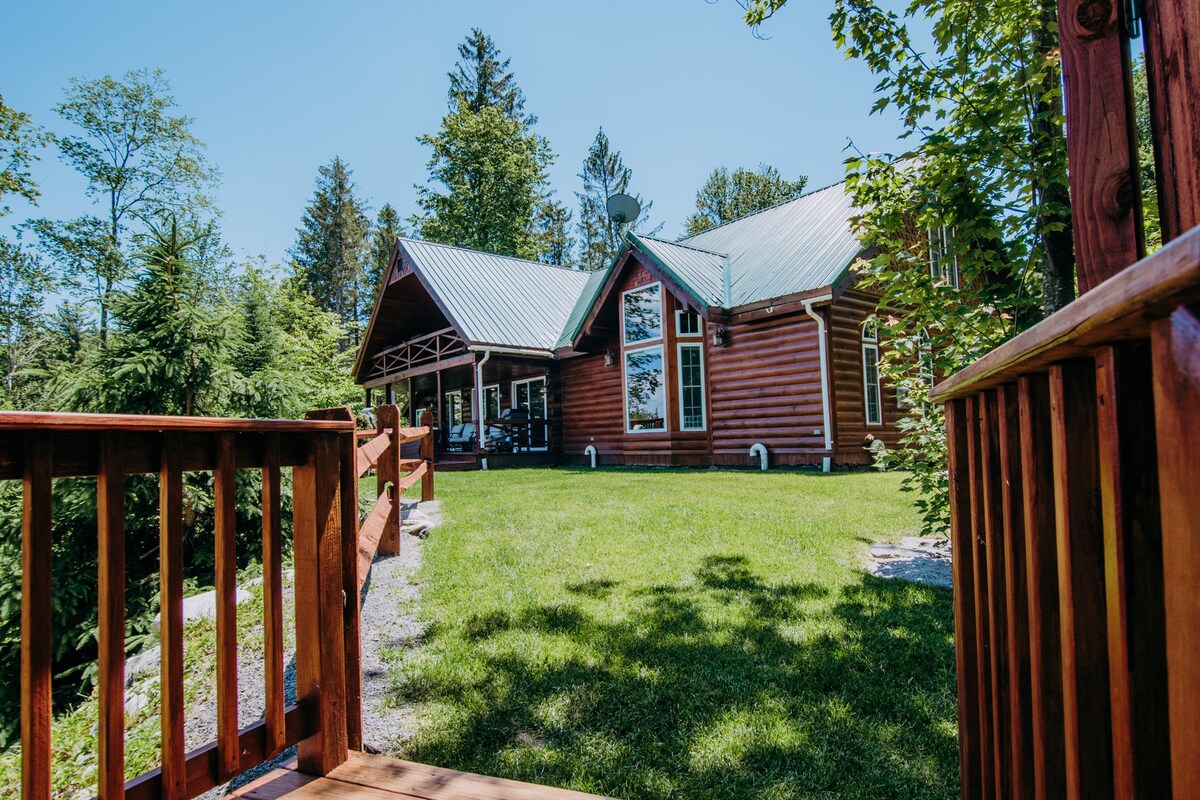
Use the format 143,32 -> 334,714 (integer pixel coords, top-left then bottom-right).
933,224 -> 1200,400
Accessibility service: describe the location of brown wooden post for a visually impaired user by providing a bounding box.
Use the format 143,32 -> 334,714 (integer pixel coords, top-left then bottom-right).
293,430 -> 350,774
1056,0 -> 1143,291
376,404 -> 401,557
261,433 -> 287,757
97,432 -> 125,800
1141,0 -> 1200,243
159,434 -> 187,800
1151,306 -> 1200,799
21,433 -> 53,800
965,395 -> 996,793
420,409 -> 435,501
214,432 -> 240,781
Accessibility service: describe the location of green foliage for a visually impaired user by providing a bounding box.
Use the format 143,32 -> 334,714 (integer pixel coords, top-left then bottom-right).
1132,57 -> 1160,252
575,127 -> 653,271
0,236 -> 55,406
413,104 -> 554,260
0,92 -> 48,216
368,203 -> 404,297
291,157 -> 372,338
532,198 -> 575,266
448,28 -> 530,122
684,163 -> 807,235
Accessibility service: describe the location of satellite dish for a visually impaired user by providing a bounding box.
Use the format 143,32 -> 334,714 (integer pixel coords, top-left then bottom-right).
606,193 -> 641,225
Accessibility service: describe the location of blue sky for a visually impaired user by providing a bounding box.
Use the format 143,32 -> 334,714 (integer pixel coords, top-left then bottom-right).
3,0 -> 909,267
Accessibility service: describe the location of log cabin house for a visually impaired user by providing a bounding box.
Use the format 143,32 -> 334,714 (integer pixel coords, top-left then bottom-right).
355,181 -> 921,470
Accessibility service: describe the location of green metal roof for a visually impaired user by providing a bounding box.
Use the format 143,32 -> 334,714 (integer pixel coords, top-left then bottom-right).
400,238 -> 593,354
677,180 -> 862,306
554,269 -> 608,350
625,232 -> 728,307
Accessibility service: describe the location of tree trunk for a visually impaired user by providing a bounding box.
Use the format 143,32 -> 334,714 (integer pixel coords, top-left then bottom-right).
1033,0 -> 1077,316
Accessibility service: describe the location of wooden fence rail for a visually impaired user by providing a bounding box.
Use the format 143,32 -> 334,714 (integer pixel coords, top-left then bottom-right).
0,404 -> 433,800
933,226 -> 1200,798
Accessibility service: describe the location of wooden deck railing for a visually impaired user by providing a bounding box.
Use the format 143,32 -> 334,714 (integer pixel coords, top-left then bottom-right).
0,404 -> 433,800
932,225 -> 1200,798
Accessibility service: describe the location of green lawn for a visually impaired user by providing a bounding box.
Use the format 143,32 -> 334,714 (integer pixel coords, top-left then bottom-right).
382,468 -> 958,800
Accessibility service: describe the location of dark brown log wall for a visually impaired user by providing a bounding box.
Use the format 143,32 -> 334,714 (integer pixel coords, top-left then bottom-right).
829,290 -> 905,465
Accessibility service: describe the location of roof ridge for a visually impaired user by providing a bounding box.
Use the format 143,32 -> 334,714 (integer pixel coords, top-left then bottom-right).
399,236 -> 586,275
677,177 -> 849,242
632,232 -> 727,259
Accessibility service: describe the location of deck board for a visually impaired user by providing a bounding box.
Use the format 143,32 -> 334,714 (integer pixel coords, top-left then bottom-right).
230,753 -> 613,800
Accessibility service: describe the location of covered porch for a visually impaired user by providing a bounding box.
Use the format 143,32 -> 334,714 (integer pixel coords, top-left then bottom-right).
362,327 -> 561,471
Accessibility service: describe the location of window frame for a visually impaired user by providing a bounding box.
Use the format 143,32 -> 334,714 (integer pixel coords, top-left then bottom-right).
928,225 -> 960,289
621,282 -> 664,346
676,309 -> 703,338
482,383 -> 501,421
623,344 -> 668,434
677,342 -> 707,431
862,343 -> 882,426
862,314 -> 879,342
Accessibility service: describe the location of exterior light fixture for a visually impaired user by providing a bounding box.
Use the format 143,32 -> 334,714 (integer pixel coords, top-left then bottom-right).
712,327 -> 728,347
604,349 -> 616,367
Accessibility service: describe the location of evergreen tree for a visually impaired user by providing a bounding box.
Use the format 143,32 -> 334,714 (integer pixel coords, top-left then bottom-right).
448,28 -> 529,121
368,203 -> 403,294
0,238 -> 54,406
576,128 -> 653,271
685,164 -> 808,235
533,198 -> 575,265
290,157 -> 371,337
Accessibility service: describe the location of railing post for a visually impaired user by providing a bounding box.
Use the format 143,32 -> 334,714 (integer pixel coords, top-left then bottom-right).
21,433 -> 53,800
420,410 -> 435,501
376,404 -> 401,558
293,429 -> 350,774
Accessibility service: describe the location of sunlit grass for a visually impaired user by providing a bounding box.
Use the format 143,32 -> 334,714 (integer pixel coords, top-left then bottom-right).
384,468 -> 957,799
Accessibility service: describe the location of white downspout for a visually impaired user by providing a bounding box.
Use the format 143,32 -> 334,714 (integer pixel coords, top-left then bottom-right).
584,445 -> 597,469
749,443 -> 768,471
475,350 -> 492,471
804,297 -> 834,473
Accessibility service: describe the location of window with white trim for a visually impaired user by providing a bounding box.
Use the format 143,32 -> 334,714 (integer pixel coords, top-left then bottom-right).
678,343 -> 706,430
624,346 -> 667,432
482,384 -> 501,420
862,324 -> 882,425
676,310 -> 702,337
928,225 -> 960,289
622,284 -> 663,345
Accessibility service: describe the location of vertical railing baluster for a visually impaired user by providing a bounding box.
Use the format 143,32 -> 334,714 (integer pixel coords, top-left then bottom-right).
159,434 -> 187,800
376,404 -> 400,558
21,433 -> 53,800
981,391 -> 1012,800
946,399 -> 982,799
1095,343 -> 1171,798
420,410 -> 435,501
1019,373 -> 1066,800
1150,308 -> 1200,799
261,433 -> 286,757
1049,360 -> 1114,800
997,385 -> 1034,797
97,432 -> 126,799
214,432 -> 240,780
965,395 -> 995,793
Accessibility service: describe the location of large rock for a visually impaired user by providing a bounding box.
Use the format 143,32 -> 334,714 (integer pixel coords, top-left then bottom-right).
151,587 -> 253,634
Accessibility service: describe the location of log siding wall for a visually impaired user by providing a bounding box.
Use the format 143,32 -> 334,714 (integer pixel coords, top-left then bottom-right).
830,290 -> 905,465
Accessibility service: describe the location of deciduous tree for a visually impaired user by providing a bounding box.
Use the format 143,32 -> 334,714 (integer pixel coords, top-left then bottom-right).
685,164 -> 807,234
0,93 -> 47,216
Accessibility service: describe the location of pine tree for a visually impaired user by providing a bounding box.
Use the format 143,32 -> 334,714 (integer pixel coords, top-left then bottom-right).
290,157 -> 371,338
368,203 -> 403,295
448,28 -> 529,121
414,31 -> 554,259
576,128 -> 653,271
533,199 -> 575,265
685,164 -> 808,235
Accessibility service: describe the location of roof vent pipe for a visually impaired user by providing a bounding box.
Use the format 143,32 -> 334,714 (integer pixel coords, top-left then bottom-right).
584,445 -> 598,469
750,443 -> 768,471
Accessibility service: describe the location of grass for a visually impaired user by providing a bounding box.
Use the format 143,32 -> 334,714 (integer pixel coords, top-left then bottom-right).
381,467 -> 958,800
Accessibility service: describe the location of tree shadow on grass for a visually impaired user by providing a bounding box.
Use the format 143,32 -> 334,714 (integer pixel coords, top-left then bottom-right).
396,556 -> 958,800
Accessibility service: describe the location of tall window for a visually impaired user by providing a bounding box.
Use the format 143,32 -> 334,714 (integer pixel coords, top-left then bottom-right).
862,317 -> 882,425
928,225 -> 960,289
482,384 -> 501,420
625,347 -> 666,431
678,344 -> 706,430
443,390 -> 463,428
623,284 -> 663,344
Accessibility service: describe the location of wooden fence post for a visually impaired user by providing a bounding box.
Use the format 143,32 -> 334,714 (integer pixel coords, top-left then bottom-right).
376,404 -> 401,557
294,428 -> 350,774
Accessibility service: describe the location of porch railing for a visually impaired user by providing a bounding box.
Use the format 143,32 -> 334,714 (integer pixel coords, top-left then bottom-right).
932,225 -> 1200,797
0,403 -> 432,799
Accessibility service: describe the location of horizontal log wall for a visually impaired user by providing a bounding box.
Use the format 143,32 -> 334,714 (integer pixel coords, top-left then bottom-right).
829,290 -> 904,464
